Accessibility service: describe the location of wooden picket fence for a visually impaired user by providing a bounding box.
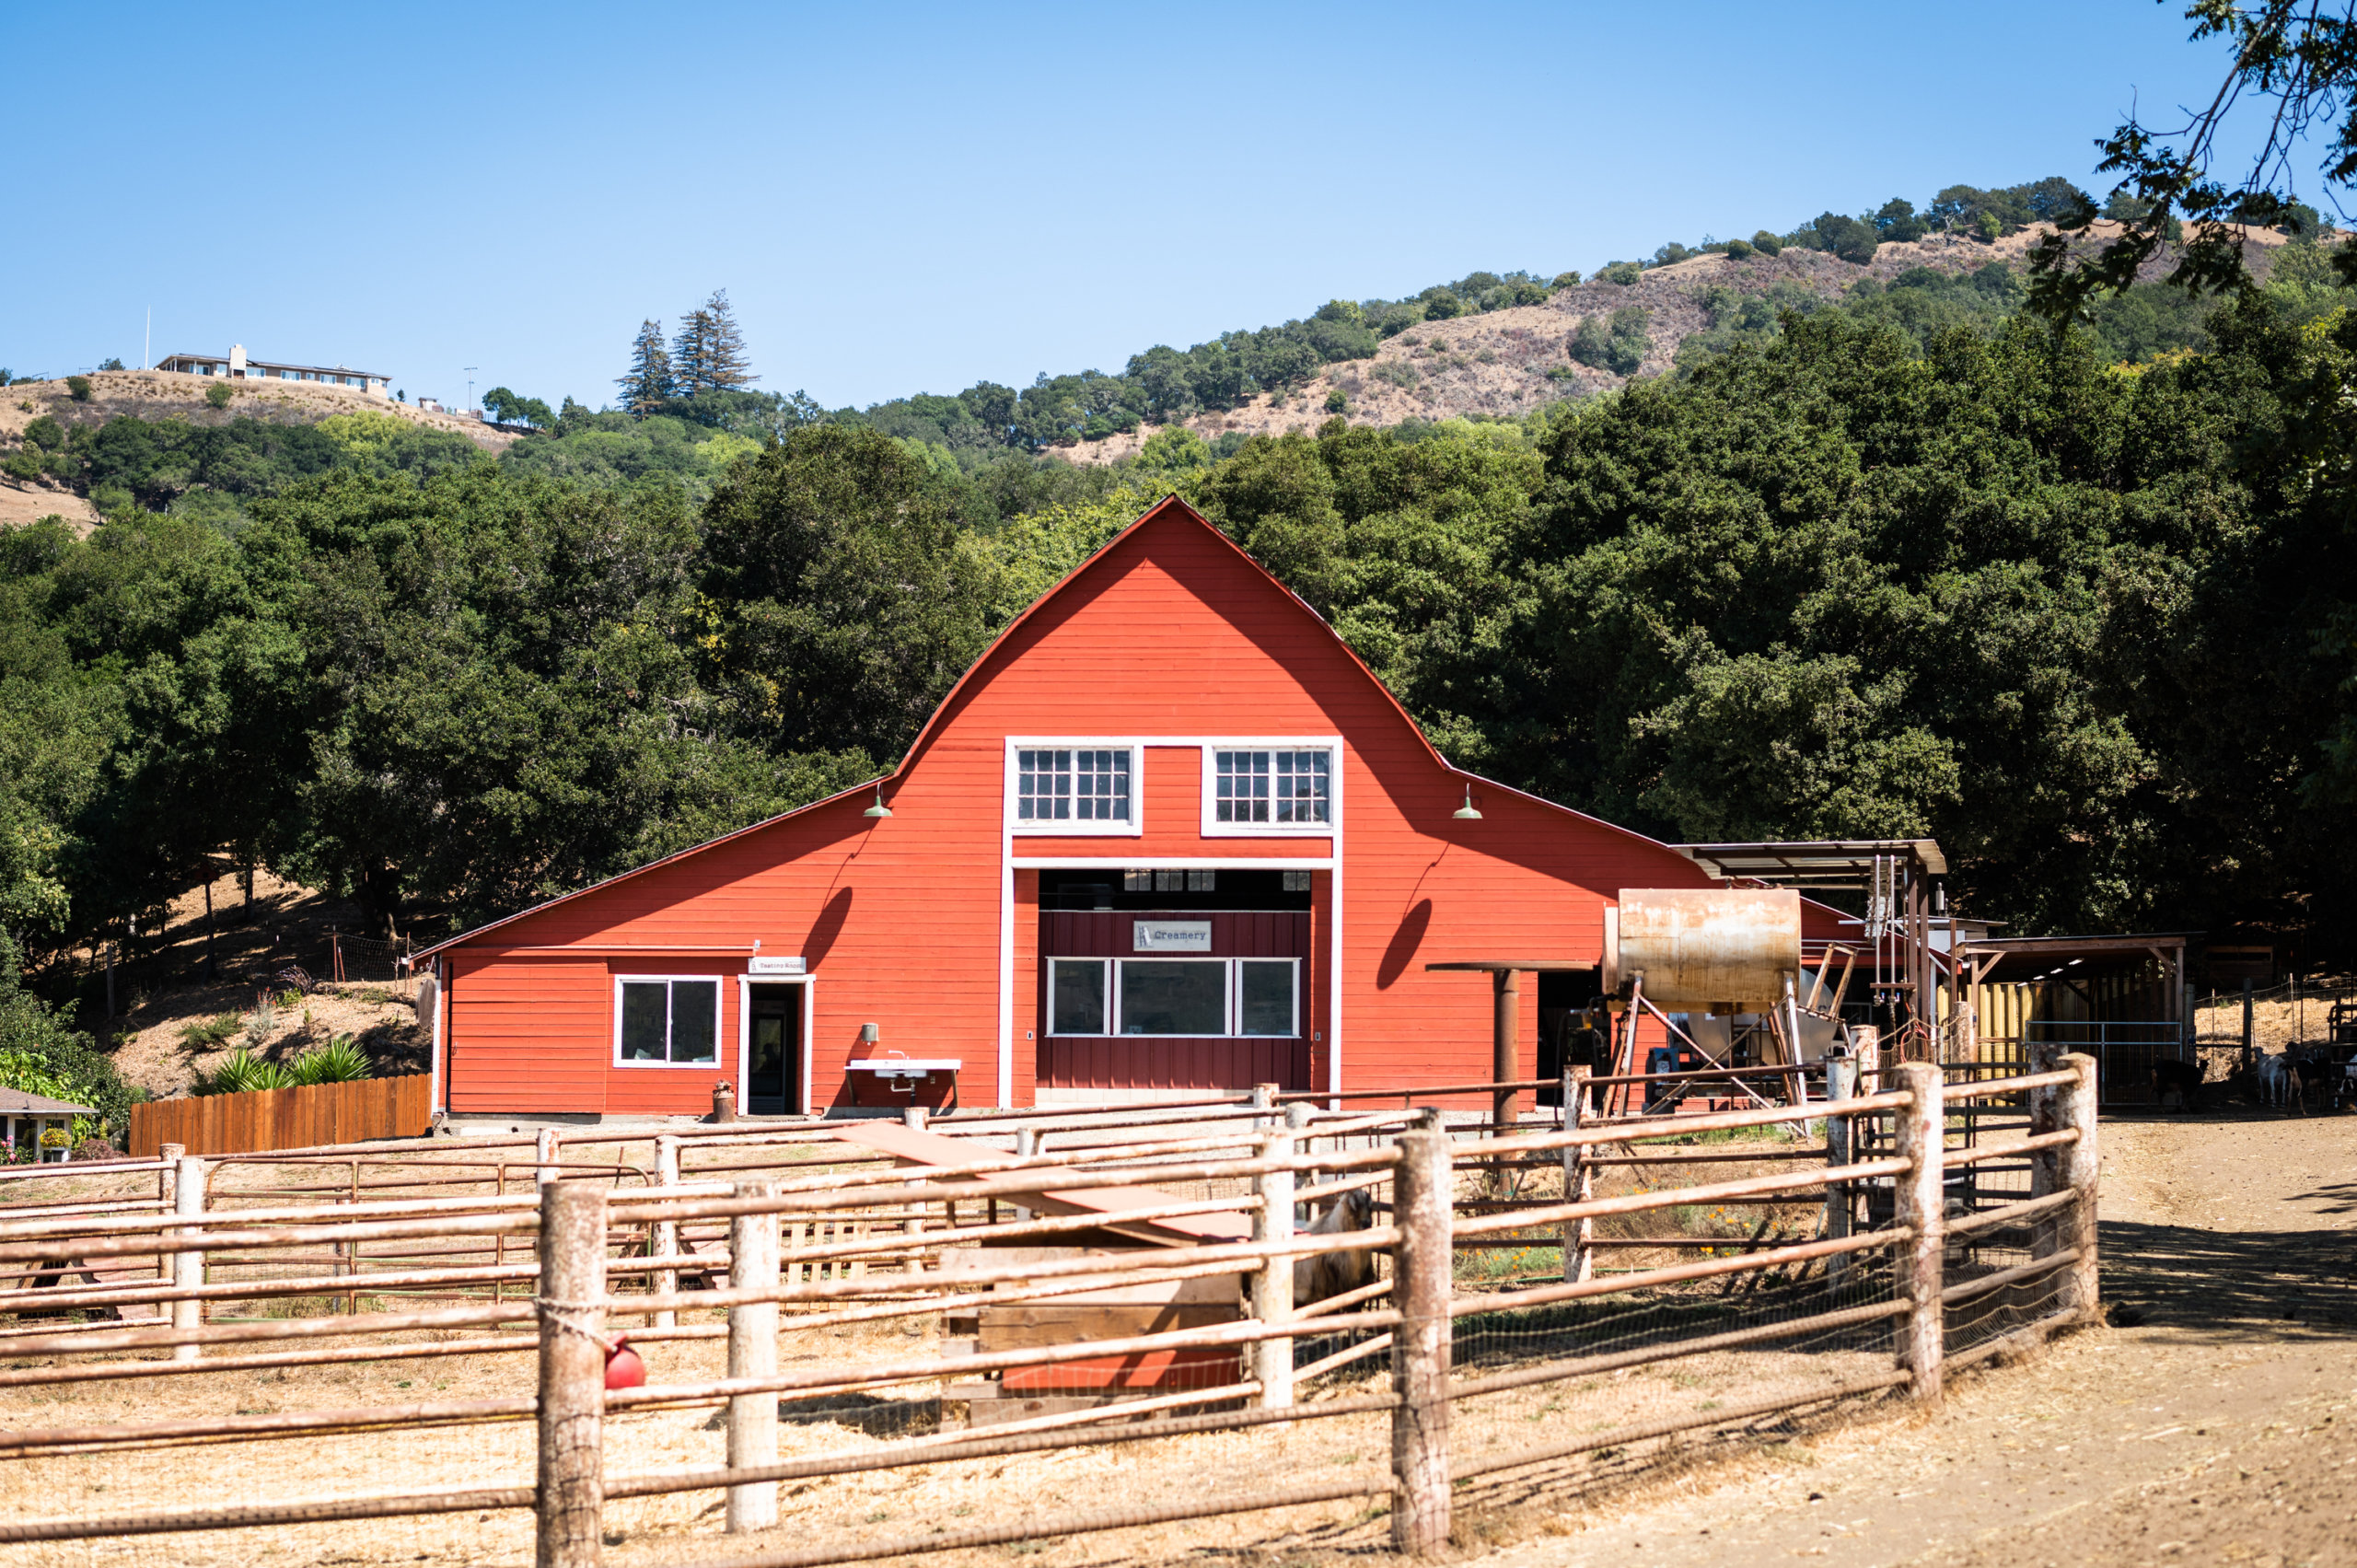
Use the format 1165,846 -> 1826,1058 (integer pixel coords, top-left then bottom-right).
129,1074 -> 433,1156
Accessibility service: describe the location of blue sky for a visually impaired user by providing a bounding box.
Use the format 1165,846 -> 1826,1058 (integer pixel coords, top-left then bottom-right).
0,2 -> 2267,412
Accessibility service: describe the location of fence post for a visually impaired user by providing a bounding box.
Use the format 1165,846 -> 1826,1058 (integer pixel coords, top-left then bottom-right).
535,1127 -> 562,1186
726,1179 -> 781,1533
2241,979 -> 2255,1072
1890,1062 -> 1945,1406
535,1179 -> 607,1568
1390,1129 -> 1453,1556
1562,1066 -> 1592,1283
1252,1131 -> 1295,1409
2056,1051 -> 2101,1322
1251,1082 -> 1277,1131
652,1133 -> 679,1330
1011,1127 -> 1036,1222
1823,1056 -> 1855,1286
171,1156 -> 206,1363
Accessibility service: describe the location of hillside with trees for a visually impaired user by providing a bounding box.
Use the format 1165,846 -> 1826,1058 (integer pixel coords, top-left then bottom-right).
6,168 -> 2357,1100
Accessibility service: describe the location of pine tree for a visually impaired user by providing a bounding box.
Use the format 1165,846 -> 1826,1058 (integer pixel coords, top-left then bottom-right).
698,288 -> 757,391
615,319 -> 675,415
671,306 -> 709,396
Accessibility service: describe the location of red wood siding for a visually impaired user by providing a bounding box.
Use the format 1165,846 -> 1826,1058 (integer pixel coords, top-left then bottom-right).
438,500 -> 1719,1115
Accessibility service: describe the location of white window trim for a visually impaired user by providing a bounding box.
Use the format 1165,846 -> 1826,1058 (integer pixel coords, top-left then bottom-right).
1199,738 -> 1342,838
735,973 -> 816,1113
1044,956 -> 1301,1039
1004,738 -> 1145,837
612,974 -> 726,1069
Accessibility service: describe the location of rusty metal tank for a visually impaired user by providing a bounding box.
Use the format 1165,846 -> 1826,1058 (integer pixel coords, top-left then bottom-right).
1612,889 -> 1802,1009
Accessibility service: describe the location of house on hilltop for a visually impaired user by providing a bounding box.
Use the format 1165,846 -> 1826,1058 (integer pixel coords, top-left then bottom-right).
155,344 -> 388,397
412,497 -> 1850,1121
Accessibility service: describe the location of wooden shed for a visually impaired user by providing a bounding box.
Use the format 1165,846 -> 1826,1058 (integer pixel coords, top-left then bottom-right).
413,497 -> 1850,1116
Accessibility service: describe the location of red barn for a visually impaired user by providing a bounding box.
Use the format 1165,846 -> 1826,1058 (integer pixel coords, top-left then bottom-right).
413,497 -> 1756,1119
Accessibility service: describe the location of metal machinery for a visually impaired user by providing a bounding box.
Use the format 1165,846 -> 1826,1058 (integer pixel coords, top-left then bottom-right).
1667,841 -> 1949,1062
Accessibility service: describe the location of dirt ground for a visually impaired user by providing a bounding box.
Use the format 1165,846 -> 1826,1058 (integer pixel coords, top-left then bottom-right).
0,1109 -> 2348,1566
1481,1110 -> 2357,1568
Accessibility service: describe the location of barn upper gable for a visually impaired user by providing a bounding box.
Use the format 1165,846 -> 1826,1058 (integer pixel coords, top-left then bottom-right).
417,496 -> 1705,957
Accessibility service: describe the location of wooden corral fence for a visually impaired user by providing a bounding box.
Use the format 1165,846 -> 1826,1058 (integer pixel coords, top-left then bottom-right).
0,1057 -> 2100,1564
128,1074 -> 433,1157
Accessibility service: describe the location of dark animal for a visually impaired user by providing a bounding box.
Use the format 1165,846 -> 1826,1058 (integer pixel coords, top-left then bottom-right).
1295,1187 -> 1376,1305
2150,1058 -> 2203,1112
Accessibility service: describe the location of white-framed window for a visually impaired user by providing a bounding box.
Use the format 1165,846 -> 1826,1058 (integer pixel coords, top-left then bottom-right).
614,976 -> 721,1066
1006,740 -> 1142,835
1201,741 -> 1339,835
1045,958 -> 1298,1038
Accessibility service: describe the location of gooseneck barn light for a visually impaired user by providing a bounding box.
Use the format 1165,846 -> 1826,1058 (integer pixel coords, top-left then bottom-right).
864,784 -> 892,819
1453,786 -> 1482,820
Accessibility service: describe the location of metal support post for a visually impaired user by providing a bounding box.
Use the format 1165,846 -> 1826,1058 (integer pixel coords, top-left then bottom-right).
1823,1055 -> 1855,1286
1390,1130 -> 1453,1555
726,1180 -> 781,1532
1562,1066 -> 1592,1283
535,1127 -> 561,1186
1492,969 -> 1520,1132
535,1180 -> 607,1568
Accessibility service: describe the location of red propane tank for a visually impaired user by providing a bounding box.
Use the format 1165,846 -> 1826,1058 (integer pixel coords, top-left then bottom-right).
605,1337 -> 646,1391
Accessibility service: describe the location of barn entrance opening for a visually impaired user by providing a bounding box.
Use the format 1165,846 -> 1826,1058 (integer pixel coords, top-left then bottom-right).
1037,867 -> 1315,1102
747,984 -> 803,1115
1536,967 -> 1604,1107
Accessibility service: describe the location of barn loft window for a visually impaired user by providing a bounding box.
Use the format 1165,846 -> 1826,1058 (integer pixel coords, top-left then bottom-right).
1016,748 -> 1131,823
1213,749 -> 1329,826
1046,958 -> 1298,1037
1124,869 -> 1214,892
616,978 -> 720,1065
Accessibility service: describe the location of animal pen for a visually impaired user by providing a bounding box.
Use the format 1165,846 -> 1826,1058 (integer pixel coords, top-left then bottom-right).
0,1052 -> 2098,1567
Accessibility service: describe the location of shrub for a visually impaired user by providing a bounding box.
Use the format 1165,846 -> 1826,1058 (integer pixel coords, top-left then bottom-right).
203,1048 -> 296,1095
1749,230 -> 1782,257
1374,361 -> 1420,389
1550,271 -> 1583,289
1417,286 -> 1465,320
1601,261 -> 1642,286
23,415 -> 63,450
3,452 -> 38,482
1567,307 -> 1652,376
204,381 -> 234,410
1324,388 -> 1349,413
290,1036 -> 372,1086
1723,238 -> 1756,261
65,377 -> 91,401
177,1014 -> 244,1050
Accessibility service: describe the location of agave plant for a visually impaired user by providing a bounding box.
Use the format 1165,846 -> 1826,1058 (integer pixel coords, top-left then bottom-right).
203,1048 -> 295,1095
290,1037 -> 372,1086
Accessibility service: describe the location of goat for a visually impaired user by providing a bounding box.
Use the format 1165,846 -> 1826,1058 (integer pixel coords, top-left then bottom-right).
1294,1186 -> 1376,1307
2257,1051 -> 2305,1115
2150,1057 -> 2204,1112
